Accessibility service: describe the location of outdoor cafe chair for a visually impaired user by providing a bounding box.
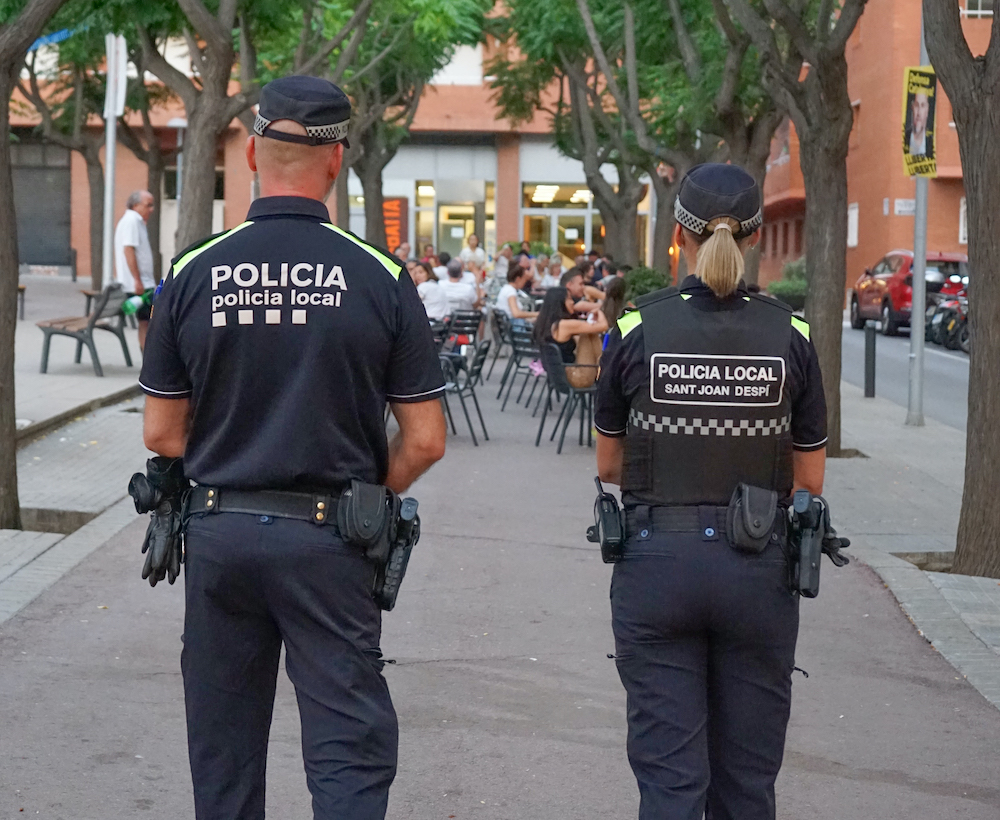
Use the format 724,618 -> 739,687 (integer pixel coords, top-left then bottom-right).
535,342 -> 598,454
439,339 -> 491,446
498,324 -> 540,411
486,308 -> 512,381
37,283 -> 132,377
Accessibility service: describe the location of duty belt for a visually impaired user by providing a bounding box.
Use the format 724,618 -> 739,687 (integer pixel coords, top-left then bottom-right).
186,486 -> 340,527
625,505 -> 729,538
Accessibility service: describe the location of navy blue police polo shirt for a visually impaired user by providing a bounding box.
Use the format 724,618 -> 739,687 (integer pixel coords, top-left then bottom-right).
139,196 -> 445,492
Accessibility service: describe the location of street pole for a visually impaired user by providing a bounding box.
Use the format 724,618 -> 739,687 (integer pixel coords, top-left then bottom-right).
906,26 -> 929,426
101,34 -> 127,292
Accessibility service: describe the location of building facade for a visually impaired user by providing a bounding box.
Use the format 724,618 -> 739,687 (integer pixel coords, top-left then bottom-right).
759,0 -> 992,289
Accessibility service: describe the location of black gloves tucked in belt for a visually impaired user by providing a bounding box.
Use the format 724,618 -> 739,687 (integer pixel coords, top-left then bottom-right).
128,457 -> 190,587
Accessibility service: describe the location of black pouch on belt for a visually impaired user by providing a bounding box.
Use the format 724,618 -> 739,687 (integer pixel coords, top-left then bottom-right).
725,482 -> 778,554
337,479 -> 400,564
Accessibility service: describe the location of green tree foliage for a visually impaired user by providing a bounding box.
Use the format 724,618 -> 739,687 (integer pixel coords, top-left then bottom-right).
258,0 -> 488,245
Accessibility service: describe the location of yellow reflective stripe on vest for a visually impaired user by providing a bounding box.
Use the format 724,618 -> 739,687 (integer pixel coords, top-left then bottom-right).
618,310 -> 642,338
171,222 -> 254,279
791,316 -> 810,340
680,294 -> 692,300
322,223 -> 401,280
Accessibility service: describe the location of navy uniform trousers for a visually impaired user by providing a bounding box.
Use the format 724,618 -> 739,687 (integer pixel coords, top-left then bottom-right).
182,512 -> 397,820
611,526 -> 799,820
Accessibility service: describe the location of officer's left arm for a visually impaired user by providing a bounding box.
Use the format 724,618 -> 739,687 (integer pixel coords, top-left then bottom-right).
789,322 -> 828,496
144,397 -> 191,457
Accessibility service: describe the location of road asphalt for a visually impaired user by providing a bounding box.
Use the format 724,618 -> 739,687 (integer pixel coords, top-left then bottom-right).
840,321 -> 969,432
2,380 -> 1000,819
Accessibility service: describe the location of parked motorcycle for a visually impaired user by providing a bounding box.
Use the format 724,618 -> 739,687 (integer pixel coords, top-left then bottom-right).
943,296 -> 969,353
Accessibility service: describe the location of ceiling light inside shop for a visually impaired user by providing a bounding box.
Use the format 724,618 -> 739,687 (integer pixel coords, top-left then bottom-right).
418,185 -> 435,197
531,185 -> 560,203
570,189 -> 591,203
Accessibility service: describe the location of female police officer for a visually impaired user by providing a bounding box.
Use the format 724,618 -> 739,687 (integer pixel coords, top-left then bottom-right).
594,163 -> 827,820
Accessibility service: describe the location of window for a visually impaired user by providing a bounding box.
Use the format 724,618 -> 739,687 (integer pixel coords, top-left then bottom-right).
794,219 -> 804,255
850,101 -> 861,150
847,203 -> 859,248
959,197 -> 968,244
782,222 -> 789,256
760,225 -> 768,256
965,0 -> 993,17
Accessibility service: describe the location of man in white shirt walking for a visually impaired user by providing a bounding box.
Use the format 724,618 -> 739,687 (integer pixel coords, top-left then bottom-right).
114,190 -> 156,350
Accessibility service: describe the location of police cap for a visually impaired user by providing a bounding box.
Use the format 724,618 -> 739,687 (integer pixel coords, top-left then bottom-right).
253,76 -> 352,148
674,163 -> 762,240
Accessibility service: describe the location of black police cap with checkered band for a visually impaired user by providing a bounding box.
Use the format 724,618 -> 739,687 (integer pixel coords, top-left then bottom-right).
253,76 -> 352,148
674,163 -> 762,240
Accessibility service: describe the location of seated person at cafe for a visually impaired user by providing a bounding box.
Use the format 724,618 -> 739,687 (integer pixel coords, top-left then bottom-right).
440,257 -> 481,313
496,263 -> 538,321
533,286 -> 607,388
560,267 -> 604,315
409,259 -> 451,321
539,255 -> 563,289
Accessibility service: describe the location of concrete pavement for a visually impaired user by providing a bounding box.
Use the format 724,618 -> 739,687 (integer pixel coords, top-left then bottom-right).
2,375 -> 1000,818
15,274 -> 141,434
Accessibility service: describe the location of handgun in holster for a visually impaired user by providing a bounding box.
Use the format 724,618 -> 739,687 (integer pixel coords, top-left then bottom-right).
790,490 -> 851,598
373,497 -> 420,611
587,477 -> 626,563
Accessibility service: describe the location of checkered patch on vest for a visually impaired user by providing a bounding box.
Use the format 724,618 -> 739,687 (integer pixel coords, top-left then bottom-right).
629,409 -> 791,437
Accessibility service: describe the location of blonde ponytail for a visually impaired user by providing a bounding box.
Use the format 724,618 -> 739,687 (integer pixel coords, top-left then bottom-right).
695,217 -> 744,298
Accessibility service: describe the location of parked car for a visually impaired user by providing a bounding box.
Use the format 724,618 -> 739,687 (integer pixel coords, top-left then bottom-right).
850,250 -> 968,335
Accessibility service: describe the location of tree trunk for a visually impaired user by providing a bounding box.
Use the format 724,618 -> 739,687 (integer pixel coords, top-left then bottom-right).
176,104 -> 223,250
0,68 -> 22,530
592,176 -> 645,267
946,95 -> 1000,577
741,153 -> 769,286
146,147 -> 165,281
85,151 -> 105,290
798,133 -> 848,456
650,173 -> 678,278
356,158 -> 387,248
335,169 -> 351,231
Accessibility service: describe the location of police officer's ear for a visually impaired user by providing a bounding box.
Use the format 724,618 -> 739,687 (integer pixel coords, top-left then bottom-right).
327,142 -> 344,182
246,135 -> 259,173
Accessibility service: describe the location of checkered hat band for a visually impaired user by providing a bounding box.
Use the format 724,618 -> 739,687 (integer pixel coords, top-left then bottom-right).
630,408 -> 790,436
253,112 -> 350,142
674,199 -> 763,238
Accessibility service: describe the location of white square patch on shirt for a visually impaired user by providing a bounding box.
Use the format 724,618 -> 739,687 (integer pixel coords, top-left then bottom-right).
238,310 -> 254,325
265,309 -> 281,324
212,312 -> 226,327
292,309 -> 307,325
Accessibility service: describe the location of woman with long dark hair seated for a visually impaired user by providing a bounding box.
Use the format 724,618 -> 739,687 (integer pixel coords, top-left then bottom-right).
534,286 -> 608,388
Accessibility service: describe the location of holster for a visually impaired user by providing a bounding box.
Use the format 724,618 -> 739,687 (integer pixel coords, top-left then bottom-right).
725,483 -> 778,554
337,479 -> 400,565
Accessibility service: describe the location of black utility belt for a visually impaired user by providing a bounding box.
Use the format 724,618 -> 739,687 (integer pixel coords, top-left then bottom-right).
626,505 -> 729,538
186,486 -> 341,527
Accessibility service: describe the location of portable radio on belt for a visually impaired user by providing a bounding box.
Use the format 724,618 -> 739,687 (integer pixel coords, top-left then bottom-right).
587,477 -> 626,563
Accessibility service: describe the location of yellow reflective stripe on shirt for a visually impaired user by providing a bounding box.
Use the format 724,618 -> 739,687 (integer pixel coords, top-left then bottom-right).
791,316 -> 810,340
322,223 -> 401,280
680,294 -> 692,300
617,310 -> 642,338
171,222 -> 254,278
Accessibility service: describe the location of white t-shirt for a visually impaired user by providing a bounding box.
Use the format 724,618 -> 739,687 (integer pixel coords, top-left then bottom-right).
433,264 -> 448,280
417,280 -> 451,320
540,273 -> 560,289
497,283 -> 533,317
460,271 -> 477,287
440,279 -> 478,312
460,246 -> 486,268
114,208 -> 155,291
493,255 -> 509,281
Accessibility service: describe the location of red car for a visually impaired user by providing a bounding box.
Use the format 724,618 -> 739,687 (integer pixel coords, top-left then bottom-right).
850,250 -> 968,335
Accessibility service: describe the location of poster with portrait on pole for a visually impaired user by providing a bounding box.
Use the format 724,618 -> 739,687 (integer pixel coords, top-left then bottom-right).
902,66 -> 937,177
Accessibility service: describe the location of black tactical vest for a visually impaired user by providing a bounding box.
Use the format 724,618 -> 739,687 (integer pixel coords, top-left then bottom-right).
621,289 -> 794,507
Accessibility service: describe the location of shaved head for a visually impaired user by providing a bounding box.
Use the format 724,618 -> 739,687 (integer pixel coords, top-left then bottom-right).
247,119 -> 344,202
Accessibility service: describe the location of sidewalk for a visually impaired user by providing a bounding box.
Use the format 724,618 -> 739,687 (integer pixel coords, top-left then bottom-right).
15,274 -> 140,433
826,382 -> 1000,707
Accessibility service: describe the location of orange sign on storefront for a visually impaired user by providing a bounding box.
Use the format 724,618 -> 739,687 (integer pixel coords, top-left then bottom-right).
383,198 -> 408,253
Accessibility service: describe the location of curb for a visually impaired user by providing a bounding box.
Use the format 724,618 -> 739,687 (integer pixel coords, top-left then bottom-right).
0,497 -> 138,625
15,384 -> 142,450
852,544 -> 1000,711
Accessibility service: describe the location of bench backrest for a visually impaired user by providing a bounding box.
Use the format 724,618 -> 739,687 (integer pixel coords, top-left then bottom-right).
90,284 -> 127,328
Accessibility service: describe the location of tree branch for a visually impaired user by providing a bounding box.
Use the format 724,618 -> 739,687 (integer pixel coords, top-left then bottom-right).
664,0 -> 702,83
175,0 -> 229,51
182,27 -> 207,79
295,0 -> 375,78
328,21 -> 367,83
922,0 -> 978,101
760,0 -> 816,63
0,0 -> 69,60
239,14 -> 257,92
828,0 -> 867,53
137,24 -> 198,111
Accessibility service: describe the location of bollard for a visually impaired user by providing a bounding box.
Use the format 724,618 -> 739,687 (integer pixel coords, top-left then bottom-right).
864,320 -> 876,398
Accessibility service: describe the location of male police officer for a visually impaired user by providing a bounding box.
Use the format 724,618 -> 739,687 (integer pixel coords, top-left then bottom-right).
594,164 -> 828,819
136,76 -> 447,819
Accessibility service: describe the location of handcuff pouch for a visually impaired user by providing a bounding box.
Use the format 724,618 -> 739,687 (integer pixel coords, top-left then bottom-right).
726,482 -> 778,554
337,479 -> 399,564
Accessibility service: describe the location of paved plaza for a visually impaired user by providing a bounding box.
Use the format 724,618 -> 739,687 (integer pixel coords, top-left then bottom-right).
1,367 -> 1000,817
